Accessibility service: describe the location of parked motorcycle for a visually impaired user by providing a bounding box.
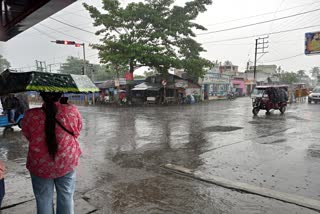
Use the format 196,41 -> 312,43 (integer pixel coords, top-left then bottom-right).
227,92 -> 236,100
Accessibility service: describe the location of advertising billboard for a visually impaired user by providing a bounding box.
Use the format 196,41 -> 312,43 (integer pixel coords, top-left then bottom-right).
305,31 -> 320,55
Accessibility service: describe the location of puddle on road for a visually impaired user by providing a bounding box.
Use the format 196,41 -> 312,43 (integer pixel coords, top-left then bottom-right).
260,139 -> 287,144
308,144 -> 320,158
203,126 -> 243,132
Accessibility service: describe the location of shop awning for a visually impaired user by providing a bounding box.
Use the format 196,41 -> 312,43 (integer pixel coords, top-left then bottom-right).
95,80 -> 115,89
132,88 -> 148,91
132,82 -> 162,91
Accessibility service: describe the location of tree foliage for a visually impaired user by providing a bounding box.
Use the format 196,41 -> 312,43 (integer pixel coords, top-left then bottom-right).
83,0 -> 212,78
297,70 -> 306,77
0,55 -> 10,72
280,72 -> 298,84
144,69 -> 158,77
59,56 -> 123,81
223,60 -> 233,66
59,56 -> 87,75
311,66 -> 320,78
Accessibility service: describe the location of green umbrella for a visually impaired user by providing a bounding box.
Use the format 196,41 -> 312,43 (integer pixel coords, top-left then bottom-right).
0,70 -> 99,95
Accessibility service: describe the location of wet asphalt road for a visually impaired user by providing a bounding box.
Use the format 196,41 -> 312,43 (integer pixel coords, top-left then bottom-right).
1,97 -> 320,214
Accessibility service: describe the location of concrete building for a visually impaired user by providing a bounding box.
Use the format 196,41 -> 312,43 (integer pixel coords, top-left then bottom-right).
202,67 -> 230,99
248,65 -> 277,75
219,65 -> 239,77
244,64 -> 278,94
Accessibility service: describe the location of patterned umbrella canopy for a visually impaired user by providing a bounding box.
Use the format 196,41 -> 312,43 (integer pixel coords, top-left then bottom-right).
0,70 -> 99,95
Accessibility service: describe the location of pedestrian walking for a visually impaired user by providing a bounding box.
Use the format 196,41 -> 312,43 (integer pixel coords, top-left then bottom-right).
21,92 -> 82,214
2,94 -> 20,123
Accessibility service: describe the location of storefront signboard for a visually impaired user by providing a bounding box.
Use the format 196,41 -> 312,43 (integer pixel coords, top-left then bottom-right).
119,78 -> 126,85
203,72 -> 230,84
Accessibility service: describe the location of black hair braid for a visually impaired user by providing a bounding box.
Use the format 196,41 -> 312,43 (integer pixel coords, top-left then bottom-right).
44,102 -> 58,159
40,92 -> 62,160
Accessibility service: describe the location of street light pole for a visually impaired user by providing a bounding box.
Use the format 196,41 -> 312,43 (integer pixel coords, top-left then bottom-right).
253,38 -> 258,83
82,43 -> 86,75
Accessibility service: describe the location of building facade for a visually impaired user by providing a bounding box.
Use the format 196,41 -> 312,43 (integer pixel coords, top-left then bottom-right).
202,68 -> 230,99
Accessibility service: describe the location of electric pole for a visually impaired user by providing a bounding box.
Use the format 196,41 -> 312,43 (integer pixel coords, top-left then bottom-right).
82,43 -> 86,75
36,60 -> 47,72
253,36 -> 269,83
47,64 -> 53,73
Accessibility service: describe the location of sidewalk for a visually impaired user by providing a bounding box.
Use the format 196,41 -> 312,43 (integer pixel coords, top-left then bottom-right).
1,160 -> 97,214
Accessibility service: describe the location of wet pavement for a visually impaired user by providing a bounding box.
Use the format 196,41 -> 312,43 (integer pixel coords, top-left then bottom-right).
0,97 -> 320,213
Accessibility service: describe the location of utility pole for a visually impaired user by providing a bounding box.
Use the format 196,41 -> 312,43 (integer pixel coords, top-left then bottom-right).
246,61 -> 250,71
36,60 -> 47,72
40,61 -> 43,72
82,43 -> 86,75
47,64 -> 53,73
35,60 -> 39,71
43,61 -> 47,72
253,36 -> 269,83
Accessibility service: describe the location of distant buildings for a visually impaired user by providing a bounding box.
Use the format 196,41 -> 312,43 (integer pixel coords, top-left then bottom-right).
219,64 -> 239,76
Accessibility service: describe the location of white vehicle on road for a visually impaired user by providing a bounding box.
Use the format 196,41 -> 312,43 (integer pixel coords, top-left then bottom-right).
308,87 -> 320,103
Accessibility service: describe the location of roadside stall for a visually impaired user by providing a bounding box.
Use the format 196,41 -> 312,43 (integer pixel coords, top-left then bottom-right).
95,80 -> 116,104
131,82 -> 162,104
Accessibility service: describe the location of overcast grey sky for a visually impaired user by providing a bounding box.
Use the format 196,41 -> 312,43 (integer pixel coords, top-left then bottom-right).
0,0 -> 319,74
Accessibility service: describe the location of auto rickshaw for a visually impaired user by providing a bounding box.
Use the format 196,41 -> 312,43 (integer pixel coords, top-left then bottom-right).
251,85 -> 288,115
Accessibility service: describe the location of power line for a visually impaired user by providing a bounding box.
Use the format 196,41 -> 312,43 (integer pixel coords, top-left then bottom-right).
268,0 -> 286,34
201,24 -> 320,44
40,21 -> 94,32
197,7 -> 320,36
269,3 -> 319,41
33,27 -> 57,40
86,53 -> 99,59
205,1 -> 320,27
38,24 -> 92,43
49,17 -> 96,35
55,10 -> 91,20
264,53 -> 304,63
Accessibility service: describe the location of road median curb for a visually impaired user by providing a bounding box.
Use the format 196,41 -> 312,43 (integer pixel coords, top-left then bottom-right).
163,164 -> 320,212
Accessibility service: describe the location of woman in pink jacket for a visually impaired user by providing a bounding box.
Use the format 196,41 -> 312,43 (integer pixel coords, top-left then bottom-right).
21,92 -> 82,214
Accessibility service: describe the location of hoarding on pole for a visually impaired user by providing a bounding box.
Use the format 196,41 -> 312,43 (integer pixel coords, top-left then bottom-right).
125,72 -> 134,84
305,31 -> 320,55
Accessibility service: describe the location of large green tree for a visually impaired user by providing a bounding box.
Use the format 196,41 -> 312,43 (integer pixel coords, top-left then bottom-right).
59,56 -> 125,81
83,0 -> 212,77
311,66 -> 320,78
59,56 -> 88,75
0,55 -> 10,72
297,69 -> 306,77
94,64 -> 127,81
280,72 -> 298,84
223,60 -> 233,66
